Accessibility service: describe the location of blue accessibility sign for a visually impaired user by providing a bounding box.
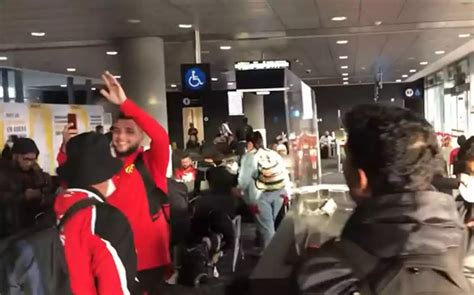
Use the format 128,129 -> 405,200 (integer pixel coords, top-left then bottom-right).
184,67 -> 207,91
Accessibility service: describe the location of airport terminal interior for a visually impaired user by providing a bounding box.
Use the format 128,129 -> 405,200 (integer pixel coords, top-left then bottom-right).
0,1 -> 474,295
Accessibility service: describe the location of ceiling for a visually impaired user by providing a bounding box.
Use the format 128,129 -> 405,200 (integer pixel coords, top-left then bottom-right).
0,0 -> 473,89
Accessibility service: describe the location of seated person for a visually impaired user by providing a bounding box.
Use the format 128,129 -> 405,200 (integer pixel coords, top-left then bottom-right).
186,134 -> 201,151
175,154 -> 197,183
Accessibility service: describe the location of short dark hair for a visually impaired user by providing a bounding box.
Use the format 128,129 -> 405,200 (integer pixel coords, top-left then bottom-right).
344,104 -> 443,195
248,131 -> 264,150
243,117 -> 248,124
116,112 -> 133,122
181,153 -> 191,160
458,135 -> 467,147
96,125 -> 104,131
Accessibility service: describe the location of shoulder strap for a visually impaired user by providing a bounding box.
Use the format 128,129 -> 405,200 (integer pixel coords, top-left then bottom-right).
58,198 -> 101,229
134,153 -> 169,223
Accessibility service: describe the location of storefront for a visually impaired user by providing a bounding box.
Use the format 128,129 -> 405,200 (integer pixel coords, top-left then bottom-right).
425,54 -> 473,137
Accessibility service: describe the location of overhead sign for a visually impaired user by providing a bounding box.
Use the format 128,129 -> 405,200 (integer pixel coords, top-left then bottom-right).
405,87 -> 423,99
181,64 -> 211,93
234,60 -> 290,71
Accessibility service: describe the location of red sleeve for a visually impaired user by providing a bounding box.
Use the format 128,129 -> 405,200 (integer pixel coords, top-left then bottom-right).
57,144 -> 67,166
120,99 -> 169,193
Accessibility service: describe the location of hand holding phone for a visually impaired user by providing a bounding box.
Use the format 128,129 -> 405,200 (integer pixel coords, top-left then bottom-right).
67,113 -> 77,130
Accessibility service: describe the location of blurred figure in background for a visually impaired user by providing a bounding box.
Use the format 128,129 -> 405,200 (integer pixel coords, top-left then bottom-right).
186,134 -> 201,151
95,125 -> 104,134
0,138 -> 53,237
175,154 -> 197,183
188,123 -> 199,141
1,134 -> 19,161
451,135 -> 467,166
319,131 -> 332,159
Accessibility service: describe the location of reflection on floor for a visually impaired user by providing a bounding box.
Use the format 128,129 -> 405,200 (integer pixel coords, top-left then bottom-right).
166,158 -> 344,294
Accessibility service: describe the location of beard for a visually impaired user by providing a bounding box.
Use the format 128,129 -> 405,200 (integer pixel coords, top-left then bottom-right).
113,144 -> 140,158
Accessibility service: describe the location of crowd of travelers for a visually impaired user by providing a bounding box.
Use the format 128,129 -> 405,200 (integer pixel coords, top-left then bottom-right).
1,71 -> 474,294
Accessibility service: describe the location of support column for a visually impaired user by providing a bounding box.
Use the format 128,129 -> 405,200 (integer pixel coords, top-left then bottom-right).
14,70 -> 24,103
85,79 -> 93,105
120,37 -> 168,130
67,77 -> 74,104
1,69 -> 10,102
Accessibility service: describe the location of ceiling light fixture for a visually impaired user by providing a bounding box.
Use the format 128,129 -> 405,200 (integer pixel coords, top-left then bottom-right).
435,50 -> 445,55
331,16 -> 347,21
256,91 -> 270,95
342,73 -> 349,76
409,69 -> 417,73
211,77 -> 218,82
340,65 -> 348,69
0,56 -> 7,61
458,33 -> 471,38
127,19 -> 141,24
374,20 -> 383,26
419,61 -> 428,65
178,24 -> 193,29
170,84 -> 177,88
343,77 -> 349,81
114,75 -> 121,79
66,68 -> 76,72
91,87 -> 96,91
402,74 -> 409,78
339,56 -> 348,60
30,32 -> 46,37
220,45 -> 232,50
106,51 -> 118,56
60,84 -> 67,88
227,82 -> 234,86
336,40 -> 348,44
390,98 -> 395,102
396,79 -> 402,82
343,82 -> 349,85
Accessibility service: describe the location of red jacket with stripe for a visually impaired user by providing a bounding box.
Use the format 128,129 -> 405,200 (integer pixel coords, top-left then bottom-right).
55,189 -> 137,295
57,99 -> 171,270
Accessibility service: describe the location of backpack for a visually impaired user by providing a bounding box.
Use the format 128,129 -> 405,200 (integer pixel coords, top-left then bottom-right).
255,149 -> 287,192
334,239 -> 472,295
0,197 -> 101,295
178,243 -> 212,286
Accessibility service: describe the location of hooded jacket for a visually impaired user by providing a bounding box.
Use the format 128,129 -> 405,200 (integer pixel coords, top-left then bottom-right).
297,191 -> 467,294
55,188 -> 137,295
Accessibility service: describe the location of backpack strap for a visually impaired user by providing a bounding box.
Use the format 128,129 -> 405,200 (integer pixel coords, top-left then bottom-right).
58,197 -> 102,229
134,153 -> 169,223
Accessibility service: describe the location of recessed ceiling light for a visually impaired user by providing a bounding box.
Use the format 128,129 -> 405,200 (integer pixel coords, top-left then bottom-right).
67,68 -> 76,72
91,87 -> 96,91
343,77 -> 349,81
419,61 -> 428,65
342,73 -> 349,76
30,32 -> 46,37
127,19 -> 141,24
396,79 -> 402,82
211,77 -> 218,82
227,82 -> 234,86
106,51 -> 118,56
340,65 -> 348,69
336,40 -> 348,44
409,69 -> 417,73
0,56 -> 7,61
390,98 -> 395,102
170,84 -> 177,88
374,20 -> 383,26
343,82 -> 349,85
435,50 -> 445,55
402,74 -> 409,78
114,75 -> 121,79
331,16 -> 347,21
458,33 -> 471,38
361,66 -> 366,70
220,45 -> 232,50
178,24 -> 193,29
339,56 -> 348,60
60,84 -> 67,88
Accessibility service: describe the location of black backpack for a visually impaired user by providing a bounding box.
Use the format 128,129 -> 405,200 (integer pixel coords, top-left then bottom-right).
0,198 -> 101,295
333,239 -> 472,295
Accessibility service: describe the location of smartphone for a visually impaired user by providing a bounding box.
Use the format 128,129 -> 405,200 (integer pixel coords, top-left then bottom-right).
67,113 -> 78,130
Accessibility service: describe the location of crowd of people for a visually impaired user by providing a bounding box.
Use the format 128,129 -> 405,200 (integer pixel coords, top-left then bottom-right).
1,72 -> 474,294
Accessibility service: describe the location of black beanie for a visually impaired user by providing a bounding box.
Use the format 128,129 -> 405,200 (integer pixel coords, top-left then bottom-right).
11,138 -> 40,156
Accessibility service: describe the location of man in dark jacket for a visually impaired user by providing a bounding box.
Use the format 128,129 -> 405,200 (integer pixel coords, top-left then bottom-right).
0,137 -> 53,238
296,104 -> 471,294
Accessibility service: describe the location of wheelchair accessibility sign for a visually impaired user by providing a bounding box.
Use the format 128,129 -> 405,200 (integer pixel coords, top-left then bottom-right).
184,67 -> 206,90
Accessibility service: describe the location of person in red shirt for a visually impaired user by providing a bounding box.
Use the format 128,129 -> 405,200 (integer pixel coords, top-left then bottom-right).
58,72 -> 171,294
56,132 -> 137,295
174,154 -> 197,183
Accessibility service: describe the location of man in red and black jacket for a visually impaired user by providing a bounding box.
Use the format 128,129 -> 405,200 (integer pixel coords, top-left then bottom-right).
58,72 -> 171,293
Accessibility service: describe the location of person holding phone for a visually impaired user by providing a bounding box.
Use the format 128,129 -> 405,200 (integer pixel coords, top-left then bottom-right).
58,72 -> 171,294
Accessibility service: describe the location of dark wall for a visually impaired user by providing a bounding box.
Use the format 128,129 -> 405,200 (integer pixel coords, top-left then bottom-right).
314,83 -> 408,133
263,92 -> 287,145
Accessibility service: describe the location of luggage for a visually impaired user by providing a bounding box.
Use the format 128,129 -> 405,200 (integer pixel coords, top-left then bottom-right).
0,198 -> 100,295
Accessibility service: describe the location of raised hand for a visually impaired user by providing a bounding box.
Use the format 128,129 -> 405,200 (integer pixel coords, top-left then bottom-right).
100,71 -> 127,105
62,123 -> 77,151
